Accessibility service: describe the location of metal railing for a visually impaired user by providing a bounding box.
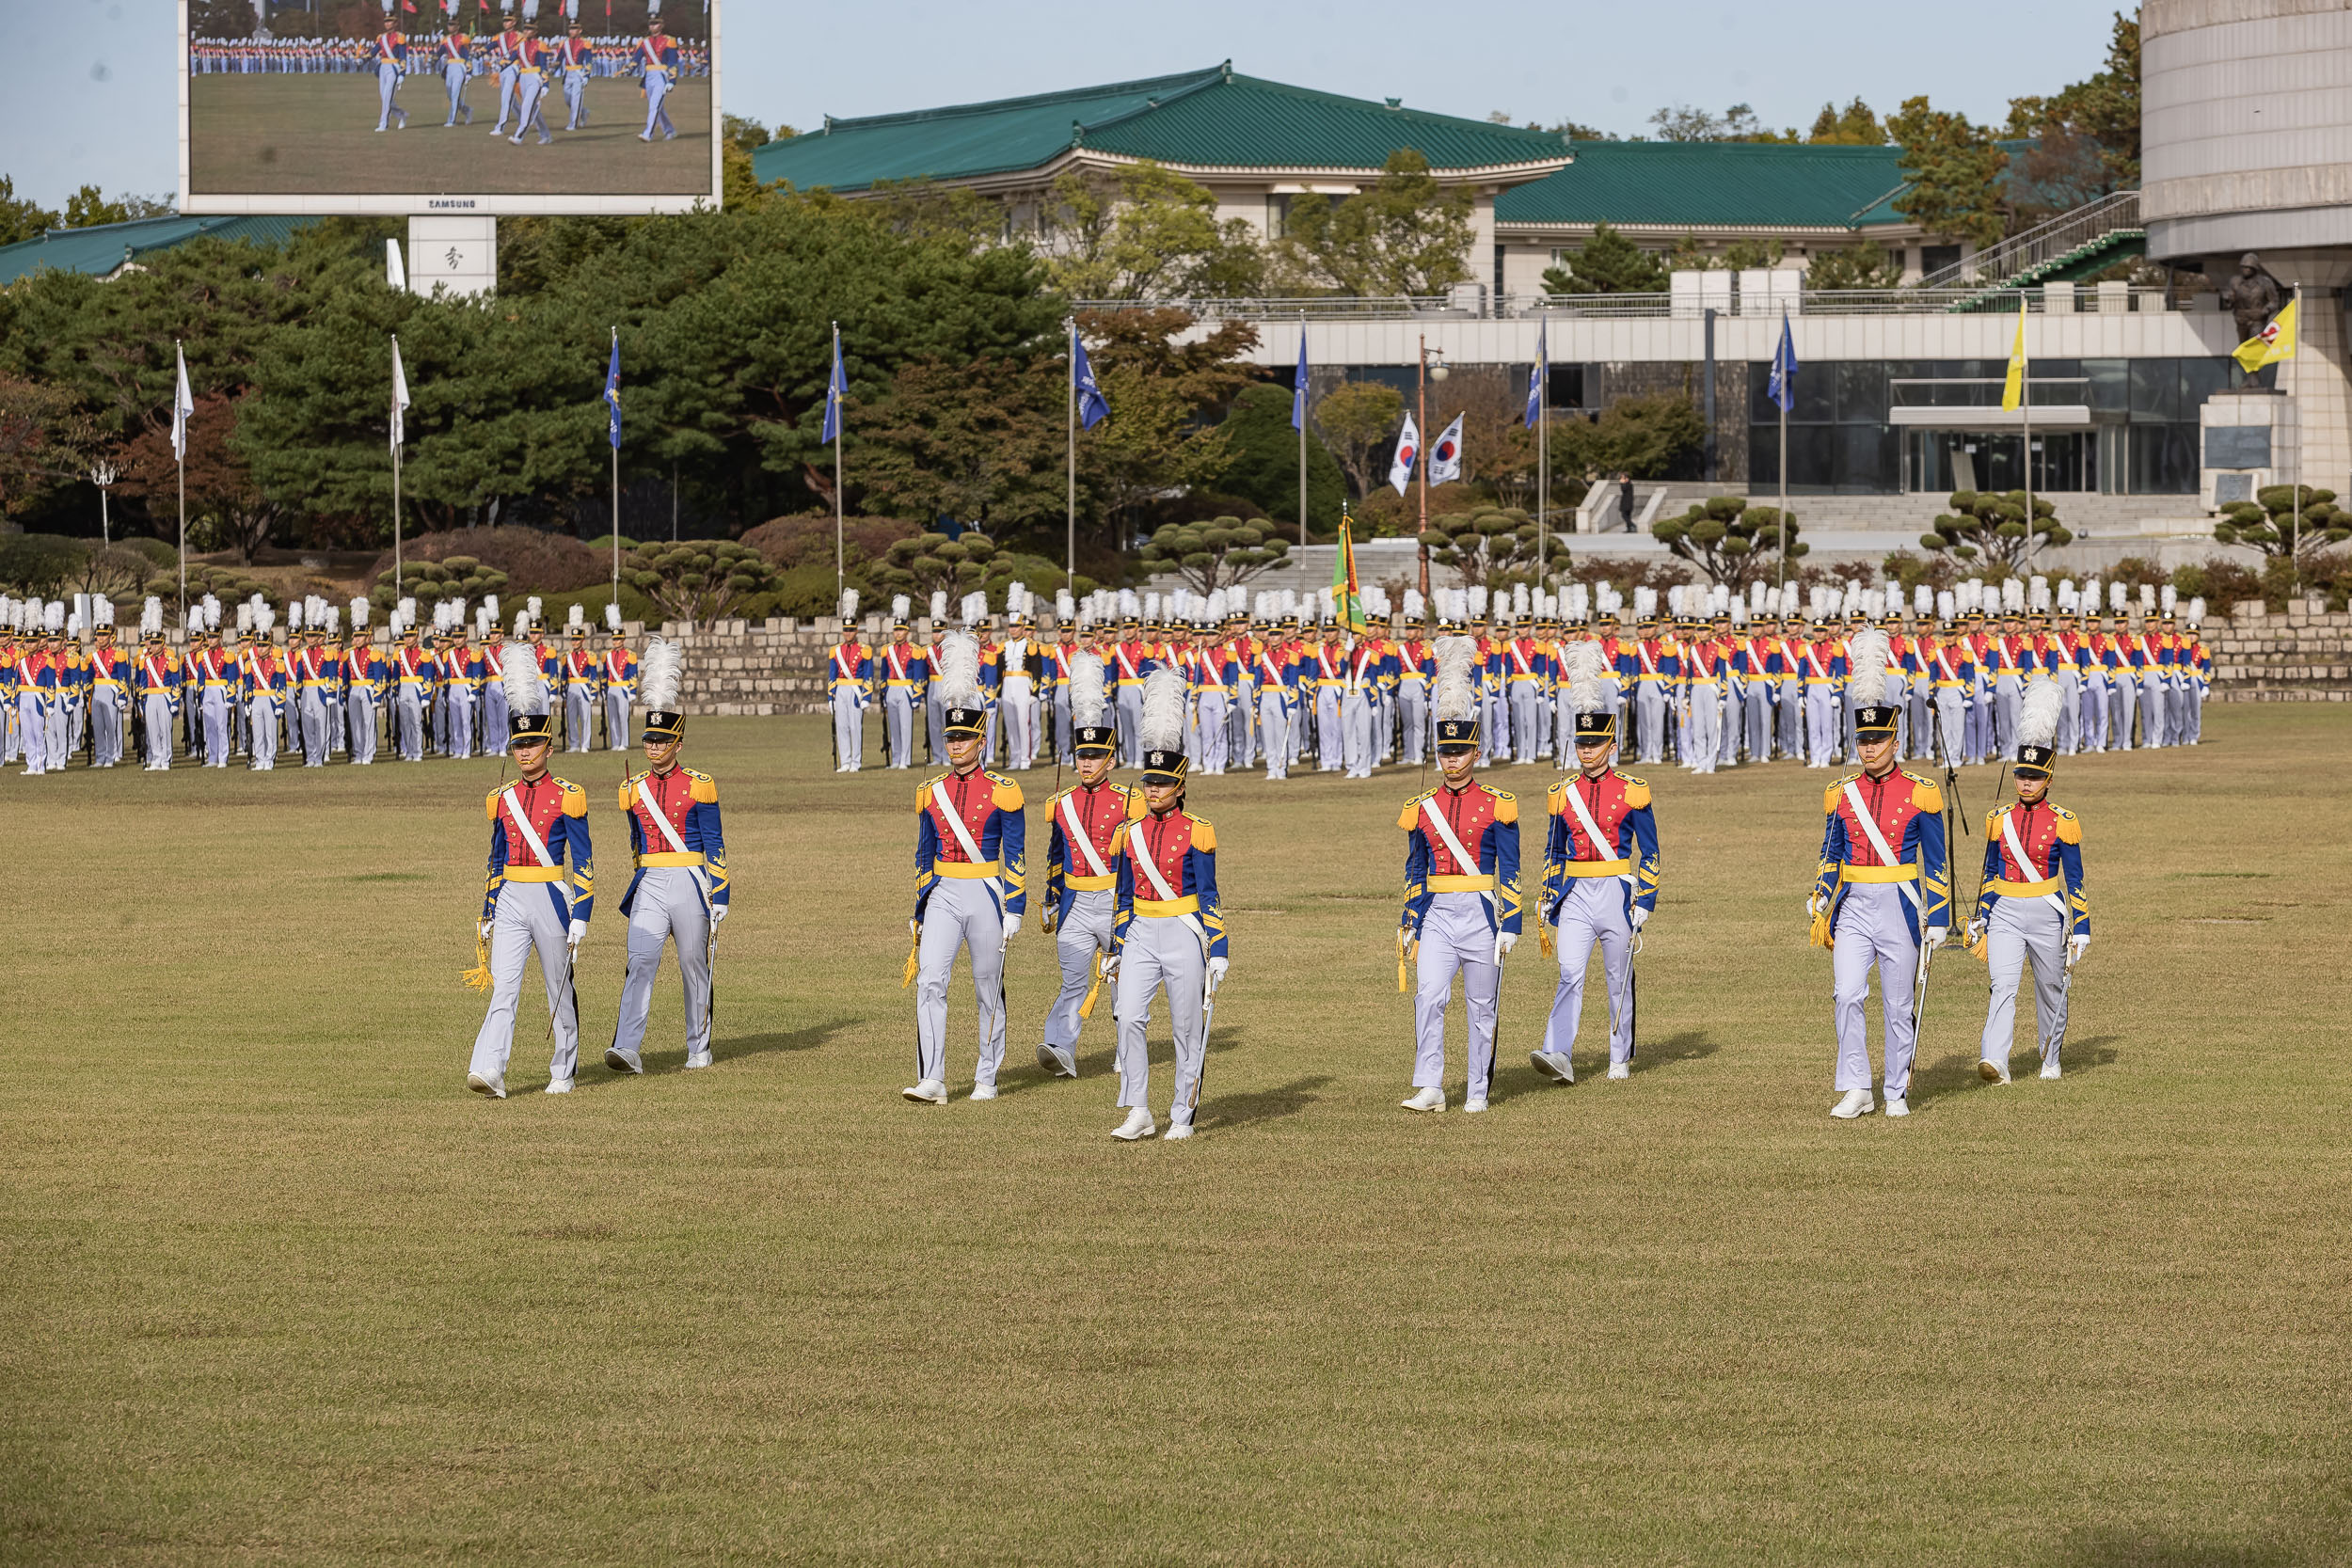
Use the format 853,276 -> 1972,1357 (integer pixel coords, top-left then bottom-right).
1916,190 -> 2141,291
1077,284 -> 2185,323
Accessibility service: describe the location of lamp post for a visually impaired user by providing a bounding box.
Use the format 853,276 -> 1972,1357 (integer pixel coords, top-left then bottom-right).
90,462 -> 118,547
1416,333 -> 1448,597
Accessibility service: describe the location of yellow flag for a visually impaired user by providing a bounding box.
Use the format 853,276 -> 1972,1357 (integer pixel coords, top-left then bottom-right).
2233,295 -> 2298,374
2000,298 -> 2028,412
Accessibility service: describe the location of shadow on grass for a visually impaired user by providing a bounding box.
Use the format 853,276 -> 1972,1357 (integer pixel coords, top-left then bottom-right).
1484,1029 -> 1720,1107
1206,1074 -> 1332,1132
1909,1035 -> 2122,1110
2049,1528 -> 2306,1567
569,1017 -> 853,1093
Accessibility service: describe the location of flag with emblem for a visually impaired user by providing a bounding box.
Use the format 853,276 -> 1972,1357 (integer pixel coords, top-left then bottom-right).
1428,413 -> 1464,485
2233,293 -> 2298,374
1333,511 -> 1367,634
1388,410 -> 1419,496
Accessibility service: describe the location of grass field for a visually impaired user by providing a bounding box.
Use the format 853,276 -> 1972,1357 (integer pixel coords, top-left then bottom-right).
188,75 -> 710,197
4,705 -> 2348,1564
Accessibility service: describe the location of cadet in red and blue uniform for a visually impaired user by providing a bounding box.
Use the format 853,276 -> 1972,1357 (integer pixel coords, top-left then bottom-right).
1970,684 -> 2089,1084
87,614 -> 130,768
1801,618 -> 1846,768
557,19 -> 591,129
136,616 -> 180,770
437,21 -> 474,127
600,626 -> 637,752
343,620 -> 386,766
636,27 -> 677,141
1253,616 -> 1299,781
468,690 -> 594,1100
903,633 -> 1027,1105
487,18 -> 523,133
1397,636 -> 1520,1115
1534,667 -> 1661,1084
244,623 -> 290,770
877,604 -> 928,769
607,660 -> 728,1076
1104,667 -> 1226,1140
373,23 -> 408,133
1035,654 -> 1140,1080
1809,639 -> 1949,1119
507,25 -> 554,146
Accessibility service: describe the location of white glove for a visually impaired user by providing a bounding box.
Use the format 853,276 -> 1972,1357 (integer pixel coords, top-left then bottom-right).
1805,894 -> 1824,920
1630,907 -> 1650,931
477,918 -> 493,942
567,918 -> 588,951
709,902 -> 728,926
1002,913 -> 1021,942
1100,953 -> 1120,983
2069,933 -> 2090,964
1924,926 -> 1947,951
1966,921 -> 1985,948
1493,932 -> 1518,963
1206,956 -> 1229,991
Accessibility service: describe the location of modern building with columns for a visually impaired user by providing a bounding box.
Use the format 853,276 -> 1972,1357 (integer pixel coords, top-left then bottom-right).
2142,0 -> 2352,501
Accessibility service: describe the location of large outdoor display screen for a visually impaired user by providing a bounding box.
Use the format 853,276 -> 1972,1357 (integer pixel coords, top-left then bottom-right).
179,0 -> 720,215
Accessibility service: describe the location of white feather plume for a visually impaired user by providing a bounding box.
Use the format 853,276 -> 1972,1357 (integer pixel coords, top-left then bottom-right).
1432,635 -> 1479,723
502,638 -> 548,719
639,638 -> 683,712
1847,626 -> 1899,708
606,601 -> 623,631
838,588 -> 859,622
961,591 -> 987,627
2017,676 -> 2063,752
1562,638 -> 1612,714
892,594 -> 911,623
934,629 -> 982,709
1069,650 -> 1108,729
930,591 -> 948,623
1139,667 -> 1186,753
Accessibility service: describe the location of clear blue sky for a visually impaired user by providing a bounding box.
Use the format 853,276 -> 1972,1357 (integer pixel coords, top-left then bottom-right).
2,0 -> 2119,210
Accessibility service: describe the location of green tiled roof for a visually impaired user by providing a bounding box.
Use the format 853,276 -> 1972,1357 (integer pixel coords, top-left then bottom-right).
753,63 -> 1570,193
0,214 -> 317,286
1497,141 -> 1915,231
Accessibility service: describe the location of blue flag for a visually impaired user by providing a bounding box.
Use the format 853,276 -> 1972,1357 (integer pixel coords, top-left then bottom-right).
1291,328 -> 1309,432
819,328 -> 846,445
1523,319 -> 1547,428
1768,309 -> 1798,415
1073,326 -> 1109,430
604,333 -> 622,450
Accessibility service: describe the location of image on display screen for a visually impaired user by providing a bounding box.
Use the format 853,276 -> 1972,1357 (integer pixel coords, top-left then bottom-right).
183,0 -> 717,213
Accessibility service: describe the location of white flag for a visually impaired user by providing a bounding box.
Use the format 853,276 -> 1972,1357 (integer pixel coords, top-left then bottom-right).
1428,413 -> 1465,486
1388,410 -> 1420,496
389,335 -> 411,453
170,343 -> 195,463
386,237 -> 407,292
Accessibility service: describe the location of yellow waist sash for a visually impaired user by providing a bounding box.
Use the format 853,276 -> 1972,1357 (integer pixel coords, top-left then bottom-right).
934,861 -> 999,879
1426,874 -> 1495,893
1562,858 -> 1633,878
1133,895 -> 1200,917
639,851 -> 705,868
1990,873 -> 2062,897
1840,863 -> 1918,884
501,866 -> 567,883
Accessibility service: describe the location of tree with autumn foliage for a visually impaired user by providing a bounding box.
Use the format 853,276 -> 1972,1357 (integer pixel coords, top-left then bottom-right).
114,389 -> 284,562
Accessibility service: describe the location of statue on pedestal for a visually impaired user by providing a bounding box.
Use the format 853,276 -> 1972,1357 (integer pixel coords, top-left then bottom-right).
2219,253 -> 2285,347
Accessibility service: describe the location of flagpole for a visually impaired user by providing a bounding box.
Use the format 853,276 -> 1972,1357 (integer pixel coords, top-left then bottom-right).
610,326 -> 621,607
1536,313 -> 1548,587
1776,404 -> 1788,594
1417,332 -> 1430,598
2292,284 -> 2303,548
174,339 -> 187,620
1297,313 -> 1308,549
1066,317 -> 1077,584
2021,293 -> 2034,549
833,322 -> 846,598
390,332 -> 403,597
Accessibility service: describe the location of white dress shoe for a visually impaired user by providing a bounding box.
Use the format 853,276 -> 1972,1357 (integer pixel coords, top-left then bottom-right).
1462,1094 -> 1489,1114
467,1071 -> 507,1100
1528,1050 -> 1574,1084
968,1083 -> 998,1101
1400,1085 -> 1445,1113
1979,1057 -> 2011,1085
544,1076 -> 573,1095
1036,1042 -> 1076,1078
1883,1095 -> 1910,1117
684,1050 -> 711,1070
1163,1119 -> 1195,1140
603,1046 -> 643,1075
1111,1106 -> 1156,1140
1606,1062 -> 1630,1081
901,1078 -> 948,1104
2041,1053 -> 2062,1080
1830,1087 -> 1875,1119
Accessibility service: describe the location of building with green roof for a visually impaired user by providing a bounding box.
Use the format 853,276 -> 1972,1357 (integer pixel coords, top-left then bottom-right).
751,62 -> 1572,284
0,213 -> 317,287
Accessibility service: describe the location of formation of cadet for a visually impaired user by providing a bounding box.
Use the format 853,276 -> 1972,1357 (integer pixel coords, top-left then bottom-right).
816,572 -> 2213,788
0,591 -> 639,773
340,17 -> 700,141
465,635 -> 727,1100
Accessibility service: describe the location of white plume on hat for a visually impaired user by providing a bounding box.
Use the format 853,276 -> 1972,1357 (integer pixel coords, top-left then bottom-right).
502,633 -> 549,719
1937,589 -> 1956,621
639,637 -> 683,712
934,629 -> 982,711
1562,638 -> 1612,714
2160,584 -> 2178,613
2139,584 -> 2156,610
1432,634 -> 1479,723
2109,581 -> 2127,611
1056,589 -> 1075,625
2188,596 -> 2205,625
1468,585 -> 1488,620
1847,625 -> 1900,708
961,591 -> 988,627
1139,666 -> 1186,754
567,603 -> 585,630
605,601 -> 623,631
2017,675 -> 2064,752
1915,584 -> 1933,614
892,594 -> 912,624
838,588 -> 859,622
1404,588 -> 1425,622
1069,650 -> 1108,730
525,595 -> 544,626
142,596 -> 164,637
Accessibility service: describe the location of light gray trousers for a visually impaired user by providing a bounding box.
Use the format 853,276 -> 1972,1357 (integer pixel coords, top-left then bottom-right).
1832,881 -> 1920,1098
143,693 -> 176,768
1114,911 -> 1207,1124
1981,894 -> 2069,1067
1041,889 -> 1114,1053
346,689 -> 378,765
611,866 -> 712,1061
469,880 -> 581,1085
1413,891 -> 1497,1095
914,875 -> 1006,1088
1546,876 -> 1633,1067
1258,690 -> 1289,780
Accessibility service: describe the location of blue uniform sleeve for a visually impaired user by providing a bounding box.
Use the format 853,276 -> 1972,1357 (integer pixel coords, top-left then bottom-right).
1975,820 -> 2003,931
997,802 -> 1026,918
690,795 -> 727,908
1492,815 -> 1521,936
564,796 -> 595,924
1627,805 -> 1661,915
1400,818 -> 1431,939
1193,845 -> 1225,960
1815,809 -> 1847,906
482,816 -> 509,921
1909,806 -> 1948,931
1110,829 -> 1134,956
1540,802 -> 1567,924
1045,809 -> 1068,926
914,789 -> 940,922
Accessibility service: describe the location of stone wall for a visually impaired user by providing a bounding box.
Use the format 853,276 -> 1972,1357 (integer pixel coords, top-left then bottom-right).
2206,602 -> 2352,702
650,607 -> 2352,713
